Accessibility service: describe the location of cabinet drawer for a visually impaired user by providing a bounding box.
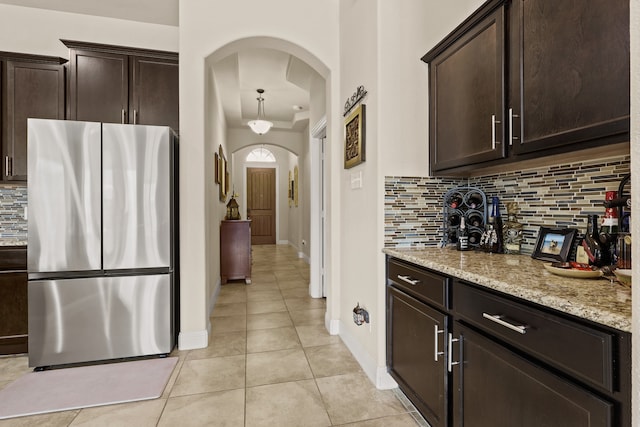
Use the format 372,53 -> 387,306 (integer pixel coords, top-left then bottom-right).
387,259 -> 449,310
0,247 -> 27,271
454,281 -> 614,392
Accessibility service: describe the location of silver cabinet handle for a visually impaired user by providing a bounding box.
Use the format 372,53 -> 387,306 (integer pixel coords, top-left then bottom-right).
508,108 -> 520,146
447,332 -> 460,372
121,109 -> 126,124
434,325 -> 444,362
4,156 -> 9,177
133,109 -> 138,124
482,313 -> 528,334
397,275 -> 420,286
491,114 -> 501,149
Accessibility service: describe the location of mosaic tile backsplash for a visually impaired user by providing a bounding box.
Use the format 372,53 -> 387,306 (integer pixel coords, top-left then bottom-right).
0,185 -> 27,243
385,154 -> 631,255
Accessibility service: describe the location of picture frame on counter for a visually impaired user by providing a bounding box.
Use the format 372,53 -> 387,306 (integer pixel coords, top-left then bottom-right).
344,103 -> 365,169
531,227 -> 577,263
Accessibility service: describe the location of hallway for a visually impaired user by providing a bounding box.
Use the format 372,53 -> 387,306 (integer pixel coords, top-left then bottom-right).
0,244 -> 425,426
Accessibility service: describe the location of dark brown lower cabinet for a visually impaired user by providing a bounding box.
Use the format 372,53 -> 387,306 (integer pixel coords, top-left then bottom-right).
0,271 -> 28,355
385,256 -> 630,427
387,287 -> 448,427
451,321 -> 613,427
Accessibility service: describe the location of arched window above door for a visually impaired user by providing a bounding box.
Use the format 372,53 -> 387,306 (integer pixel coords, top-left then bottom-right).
246,147 -> 276,162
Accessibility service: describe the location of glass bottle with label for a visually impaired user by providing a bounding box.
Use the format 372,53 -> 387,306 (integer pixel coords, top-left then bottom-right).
487,196 -> 504,253
503,201 -> 523,254
599,191 -> 619,264
456,217 -> 470,251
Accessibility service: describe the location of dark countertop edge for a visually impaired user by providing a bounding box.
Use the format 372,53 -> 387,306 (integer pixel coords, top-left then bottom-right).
383,247 -> 631,333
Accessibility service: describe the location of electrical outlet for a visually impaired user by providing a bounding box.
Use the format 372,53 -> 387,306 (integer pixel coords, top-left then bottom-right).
353,303 -> 370,326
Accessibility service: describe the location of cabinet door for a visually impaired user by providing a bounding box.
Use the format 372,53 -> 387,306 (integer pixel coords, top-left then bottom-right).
68,50 -> 129,124
0,272 -> 28,355
451,322 -> 613,427
387,287 -> 448,427
130,56 -> 179,132
3,61 -> 65,181
428,5 -> 506,173
508,0 -> 629,154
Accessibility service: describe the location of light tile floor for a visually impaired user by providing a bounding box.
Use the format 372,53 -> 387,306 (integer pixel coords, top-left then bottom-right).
0,244 -> 427,427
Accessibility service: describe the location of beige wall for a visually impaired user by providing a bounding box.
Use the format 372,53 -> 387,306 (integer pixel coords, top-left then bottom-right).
0,4 -> 177,57
179,0 -> 340,349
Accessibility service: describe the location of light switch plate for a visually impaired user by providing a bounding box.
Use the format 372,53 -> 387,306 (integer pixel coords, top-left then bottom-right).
350,171 -> 362,189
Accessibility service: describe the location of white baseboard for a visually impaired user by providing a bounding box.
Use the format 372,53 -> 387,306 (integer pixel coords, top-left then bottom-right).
178,329 -> 208,350
208,279 -> 222,317
298,251 -> 310,262
338,320 -> 396,390
277,240 -> 289,245
325,314 -> 340,335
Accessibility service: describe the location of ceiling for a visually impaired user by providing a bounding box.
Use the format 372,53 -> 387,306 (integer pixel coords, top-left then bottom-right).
0,0 -> 179,26
0,0 -> 316,132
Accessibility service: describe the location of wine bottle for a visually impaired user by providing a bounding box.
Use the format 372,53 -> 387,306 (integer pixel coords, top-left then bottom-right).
582,214 -> 610,267
487,196 -> 504,253
465,192 -> 483,209
456,217 -> 470,251
600,191 -> 619,235
448,194 -> 463,209
468,230 -> 482,246
467,211 -> 484,228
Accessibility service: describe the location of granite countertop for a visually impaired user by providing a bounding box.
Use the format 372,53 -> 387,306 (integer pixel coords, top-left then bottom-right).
383,247 -> 632,333
0,237 -> 27,247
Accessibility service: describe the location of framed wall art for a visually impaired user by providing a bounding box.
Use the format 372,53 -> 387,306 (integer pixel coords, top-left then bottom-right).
531,227 -> 577,263
219,146 -> 227,201
214,152 -> 220,184
344,103 -> 365,169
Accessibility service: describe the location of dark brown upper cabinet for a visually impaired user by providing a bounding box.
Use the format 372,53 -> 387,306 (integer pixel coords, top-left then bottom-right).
422,0 -> 630,176
63,40 -> 179,133
423,3 -> 507,173
1,53 -> 66,182
508,0 -> 629,155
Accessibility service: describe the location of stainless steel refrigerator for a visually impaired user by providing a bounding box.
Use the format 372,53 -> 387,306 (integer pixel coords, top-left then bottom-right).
27,119 -> 178,368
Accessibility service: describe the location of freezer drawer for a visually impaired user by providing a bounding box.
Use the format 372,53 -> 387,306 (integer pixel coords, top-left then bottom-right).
28,274 -> 173,367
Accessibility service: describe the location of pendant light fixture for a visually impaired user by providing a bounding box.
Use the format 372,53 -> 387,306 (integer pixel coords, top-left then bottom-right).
248,89 -> 273,135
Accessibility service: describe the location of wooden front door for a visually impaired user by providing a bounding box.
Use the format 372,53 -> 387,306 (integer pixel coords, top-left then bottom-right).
247,168 -> 276,245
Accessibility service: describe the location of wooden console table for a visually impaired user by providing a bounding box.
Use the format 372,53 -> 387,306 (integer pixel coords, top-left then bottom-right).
220,220 -> 251,284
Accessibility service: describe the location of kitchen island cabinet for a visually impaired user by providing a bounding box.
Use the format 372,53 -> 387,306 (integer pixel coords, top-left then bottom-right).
1,52 -> 66,181
0,246 -> 27,355
63,40 -> 179,133
422,0 -> 630,176
384,249 -> 631,427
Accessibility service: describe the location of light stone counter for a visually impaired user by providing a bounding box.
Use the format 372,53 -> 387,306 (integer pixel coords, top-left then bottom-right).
383,247 -> 632,333
0,238 -> 27,247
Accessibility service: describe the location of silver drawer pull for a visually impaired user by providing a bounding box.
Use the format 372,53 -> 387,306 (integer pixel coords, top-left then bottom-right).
491,114 -> 501,149
434,325 -> 444,362
397,275 -> 420,286
448,332 -> 460,372
482,313 -> 528,334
